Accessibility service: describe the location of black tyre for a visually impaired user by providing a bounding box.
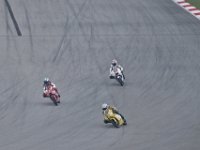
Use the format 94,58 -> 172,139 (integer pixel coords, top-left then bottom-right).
53,101 -> 58,106
117,77 -> 124,86
50,95 -> 58,106
120,80 -> 124,86
118,114 -> 127,125
123,120 -> 127,125
111,120 -> 119,128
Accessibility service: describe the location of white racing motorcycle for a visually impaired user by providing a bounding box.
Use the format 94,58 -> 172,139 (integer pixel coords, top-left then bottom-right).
111,67 -> 125,86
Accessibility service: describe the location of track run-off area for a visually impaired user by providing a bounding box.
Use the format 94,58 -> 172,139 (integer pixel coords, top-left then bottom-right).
0,0 -> 200,150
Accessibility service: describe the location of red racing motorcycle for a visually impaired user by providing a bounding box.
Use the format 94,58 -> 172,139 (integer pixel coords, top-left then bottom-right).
43,86 -> 60,106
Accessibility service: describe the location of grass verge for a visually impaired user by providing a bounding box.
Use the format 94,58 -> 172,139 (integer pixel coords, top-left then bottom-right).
187,0 -> 200,9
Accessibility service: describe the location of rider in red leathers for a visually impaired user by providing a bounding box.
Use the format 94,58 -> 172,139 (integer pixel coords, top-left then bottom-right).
43,78 -> 60,98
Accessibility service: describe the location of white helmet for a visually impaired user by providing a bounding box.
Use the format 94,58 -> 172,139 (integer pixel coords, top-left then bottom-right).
102,103 -> 108,110
112,59 -> 118,66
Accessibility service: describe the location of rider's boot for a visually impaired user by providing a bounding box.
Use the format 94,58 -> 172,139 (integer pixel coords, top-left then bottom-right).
104,120 -> 110,124
109,76 -> 115,79
43,93 -> 48,98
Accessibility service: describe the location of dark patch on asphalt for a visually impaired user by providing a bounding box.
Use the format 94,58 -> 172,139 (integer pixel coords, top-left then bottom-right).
5,0 -> 22,36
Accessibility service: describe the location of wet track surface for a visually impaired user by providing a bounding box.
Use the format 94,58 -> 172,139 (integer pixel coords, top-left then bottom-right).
0,0 -> 200,150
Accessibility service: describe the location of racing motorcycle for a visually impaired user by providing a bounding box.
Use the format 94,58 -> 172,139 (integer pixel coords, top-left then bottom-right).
44,86 -> 60,106
103,108 -> 127,128
113,67 -> 124,86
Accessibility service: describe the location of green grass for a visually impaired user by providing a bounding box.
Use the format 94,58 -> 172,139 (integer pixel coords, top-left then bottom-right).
187,0 -> 200,9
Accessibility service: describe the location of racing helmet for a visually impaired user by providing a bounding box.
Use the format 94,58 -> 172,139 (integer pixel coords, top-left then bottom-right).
112,59 -> 118,66
102,103 -> 108,110
44,77 -> 50,84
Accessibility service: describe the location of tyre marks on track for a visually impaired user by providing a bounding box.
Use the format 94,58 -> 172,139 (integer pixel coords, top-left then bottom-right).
53,0 -> 89,63
23,4 -> 34,63
4,0 -> 22,63
4,0 -> 22,36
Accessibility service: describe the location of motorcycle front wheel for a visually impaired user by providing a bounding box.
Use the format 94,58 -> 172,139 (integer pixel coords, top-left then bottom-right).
50,95 -> 58,106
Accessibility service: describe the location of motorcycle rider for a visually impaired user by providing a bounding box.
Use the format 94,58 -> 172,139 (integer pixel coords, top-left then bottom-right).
102,103 -> 127,125
43,77 -> 60,98
109,59 -> 125,79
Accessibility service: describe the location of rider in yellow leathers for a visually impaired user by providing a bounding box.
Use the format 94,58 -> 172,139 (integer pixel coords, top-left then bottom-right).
102,103 -> 127,125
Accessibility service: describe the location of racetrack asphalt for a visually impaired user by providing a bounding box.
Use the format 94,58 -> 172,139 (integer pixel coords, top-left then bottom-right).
0,0 -> 200,150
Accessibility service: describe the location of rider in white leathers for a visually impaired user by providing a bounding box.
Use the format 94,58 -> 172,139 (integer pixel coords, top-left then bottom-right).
109,59 -> 125,79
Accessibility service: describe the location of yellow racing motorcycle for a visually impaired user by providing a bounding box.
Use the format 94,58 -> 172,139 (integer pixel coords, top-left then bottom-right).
103,108 -> 127,128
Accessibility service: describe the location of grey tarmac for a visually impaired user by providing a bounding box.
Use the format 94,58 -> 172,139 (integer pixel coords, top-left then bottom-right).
0,0 -> 200,150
